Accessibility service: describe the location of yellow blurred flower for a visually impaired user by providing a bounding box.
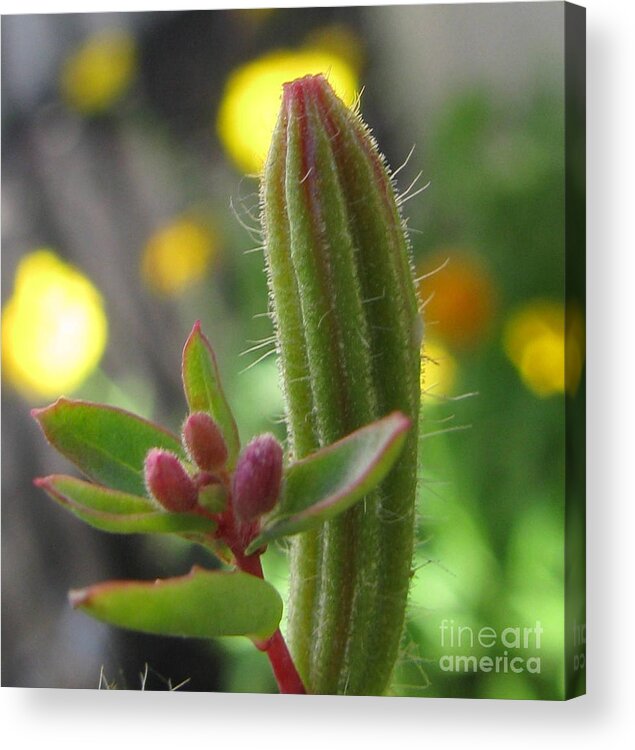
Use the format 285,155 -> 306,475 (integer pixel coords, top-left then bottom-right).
217,48 -> 359,174
503,300 -> 578,398
2,250 -> 108,399
141,216 -> 217,296
61,30 -> 136,114
420,338 -> 458,400
418,250 -> 496,350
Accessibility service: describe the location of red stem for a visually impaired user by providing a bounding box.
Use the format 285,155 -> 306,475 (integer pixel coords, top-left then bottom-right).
257,629 -> 307,695
234,549 -> 307,695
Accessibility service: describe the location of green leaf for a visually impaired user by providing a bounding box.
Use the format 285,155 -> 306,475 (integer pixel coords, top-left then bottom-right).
70,567 -> 283,641
182,322 -> 240,468
36,475 -> 217,535
246,412 -> 411,553
32,398 -> 184,496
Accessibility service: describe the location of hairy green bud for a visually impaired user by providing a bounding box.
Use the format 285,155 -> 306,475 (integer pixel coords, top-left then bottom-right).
261,74 -> 421,695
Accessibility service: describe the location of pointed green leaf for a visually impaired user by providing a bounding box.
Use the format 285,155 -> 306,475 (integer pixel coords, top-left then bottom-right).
36,475 -> 217,535
70,567 -> 283,641
32,398 -> 184,496
246,412 -> 411,553
182,322 -> 240,468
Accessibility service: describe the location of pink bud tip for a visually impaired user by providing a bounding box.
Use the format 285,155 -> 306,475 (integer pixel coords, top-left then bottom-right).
282,74 -> 327,105
232,434 -> 283,522
182,412 -> 228,471
144,449 -> 198,512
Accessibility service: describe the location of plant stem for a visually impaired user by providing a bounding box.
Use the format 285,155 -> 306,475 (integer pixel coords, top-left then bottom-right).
235,550 -> 307,695
257,629 -> 307,695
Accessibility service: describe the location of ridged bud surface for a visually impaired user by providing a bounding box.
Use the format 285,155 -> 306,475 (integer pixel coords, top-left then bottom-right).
182,412 -> 228,471
261,75 -> 421,694
144,448 -> 198,512
232,434 -> 283,522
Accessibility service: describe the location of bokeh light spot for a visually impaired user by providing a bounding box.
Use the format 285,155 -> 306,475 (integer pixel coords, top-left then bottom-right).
61,30 -> 136,114
2,250 -> 108,399
421,338 -> 457,400
141,216 -> 217,296
217,48 -> 359,174
503,300 -> 567,398
418,250 -> 496,350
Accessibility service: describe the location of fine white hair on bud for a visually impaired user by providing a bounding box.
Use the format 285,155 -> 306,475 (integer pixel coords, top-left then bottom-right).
144,448 -> 198,512
182,411 -> 228,471
232,434 -> 283,522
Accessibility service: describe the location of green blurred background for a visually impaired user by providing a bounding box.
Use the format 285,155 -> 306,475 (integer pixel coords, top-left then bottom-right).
1,4 -> 584,698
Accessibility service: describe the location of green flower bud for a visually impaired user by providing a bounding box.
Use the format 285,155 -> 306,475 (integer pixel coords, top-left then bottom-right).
261,74 -> 421,695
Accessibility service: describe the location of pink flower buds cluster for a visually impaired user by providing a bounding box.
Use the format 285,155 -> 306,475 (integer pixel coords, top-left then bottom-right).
144,411 -> 283,531
145,411 -> 229,513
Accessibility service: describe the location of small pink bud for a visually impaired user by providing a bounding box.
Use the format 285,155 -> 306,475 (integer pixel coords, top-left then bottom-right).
144,449 -> 198,512
232,434 -> 283,522
182,412 -> 228,471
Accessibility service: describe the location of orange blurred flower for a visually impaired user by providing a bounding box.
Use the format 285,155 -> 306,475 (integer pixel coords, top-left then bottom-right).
417,250 -> 496,350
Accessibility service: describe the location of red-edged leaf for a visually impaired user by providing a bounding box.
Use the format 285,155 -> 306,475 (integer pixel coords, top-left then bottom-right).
182,322 -> 240,468
32,398 -> 184,496
70,566 -> 282,641
36,475 -> 216,535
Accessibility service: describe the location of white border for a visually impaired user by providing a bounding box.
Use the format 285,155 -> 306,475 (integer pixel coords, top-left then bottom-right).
2,0 -> 634,748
